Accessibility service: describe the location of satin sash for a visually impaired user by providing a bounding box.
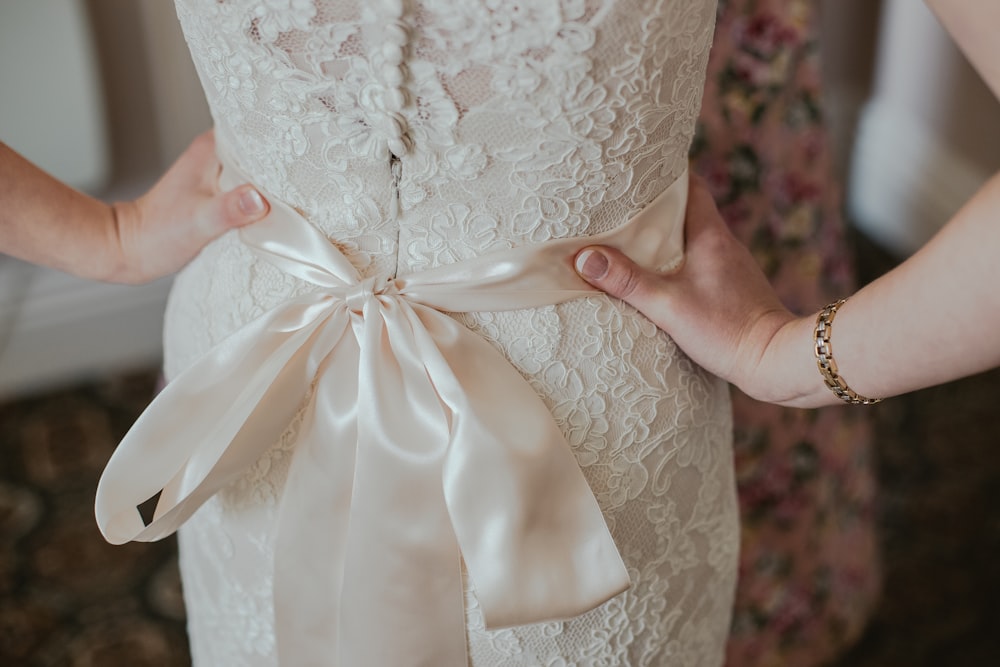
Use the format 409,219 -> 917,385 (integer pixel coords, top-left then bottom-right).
95,156 -> 690,666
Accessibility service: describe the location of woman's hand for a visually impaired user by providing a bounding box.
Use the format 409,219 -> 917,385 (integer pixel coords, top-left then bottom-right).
1,130 -> 269,284
108,130 -> 269,283
574,175 -> 812,404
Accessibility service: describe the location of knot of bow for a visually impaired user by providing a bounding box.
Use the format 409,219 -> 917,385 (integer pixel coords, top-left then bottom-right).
95,157 -> 690,665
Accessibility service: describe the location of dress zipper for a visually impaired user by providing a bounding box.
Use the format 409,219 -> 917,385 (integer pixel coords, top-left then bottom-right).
390,153 -> 402,279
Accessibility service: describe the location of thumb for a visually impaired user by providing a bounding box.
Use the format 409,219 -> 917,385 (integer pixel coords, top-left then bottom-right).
574,246 -> 672,324
203,184 -> 269,236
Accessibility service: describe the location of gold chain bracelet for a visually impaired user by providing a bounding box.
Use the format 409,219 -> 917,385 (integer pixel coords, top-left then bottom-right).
814,299 -> 882,405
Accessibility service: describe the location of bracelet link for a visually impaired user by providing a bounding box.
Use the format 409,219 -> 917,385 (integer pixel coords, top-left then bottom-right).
814,299 -> 882,405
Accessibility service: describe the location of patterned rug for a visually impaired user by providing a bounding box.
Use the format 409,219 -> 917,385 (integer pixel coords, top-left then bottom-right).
830,232 -> 1000,667
837,367 -> 1000,667
0,372 -> 190,665
2,237 -> 1000,666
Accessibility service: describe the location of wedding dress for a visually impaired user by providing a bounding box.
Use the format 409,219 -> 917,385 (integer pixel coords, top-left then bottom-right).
115,0 -> 738,664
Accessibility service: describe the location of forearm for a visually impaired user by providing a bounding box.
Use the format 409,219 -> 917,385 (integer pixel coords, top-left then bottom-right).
0,141 -> 123,281
766,171 -> 1000,408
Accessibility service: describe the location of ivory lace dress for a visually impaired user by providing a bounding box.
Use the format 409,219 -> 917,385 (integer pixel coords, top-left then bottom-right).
159,0 -> 738,664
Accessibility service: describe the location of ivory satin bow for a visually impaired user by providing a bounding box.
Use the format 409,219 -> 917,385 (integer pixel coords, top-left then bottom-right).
95,158 -> 689,666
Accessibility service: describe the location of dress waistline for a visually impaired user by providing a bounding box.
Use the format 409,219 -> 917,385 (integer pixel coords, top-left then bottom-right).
95,152 -> 690,666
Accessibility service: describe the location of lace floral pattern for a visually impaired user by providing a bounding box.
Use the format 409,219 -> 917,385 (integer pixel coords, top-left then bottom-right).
166,1 -> 737,665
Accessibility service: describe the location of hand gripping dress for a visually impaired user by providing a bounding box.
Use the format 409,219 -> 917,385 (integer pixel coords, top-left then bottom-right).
103,1 -> 739,665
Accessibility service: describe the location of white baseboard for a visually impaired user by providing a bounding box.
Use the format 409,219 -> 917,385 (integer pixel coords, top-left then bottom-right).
847,98 -> 991,256
0,261 -> 170,399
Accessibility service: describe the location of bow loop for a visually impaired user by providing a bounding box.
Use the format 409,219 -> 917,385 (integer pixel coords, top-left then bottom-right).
97,153 -> 693,666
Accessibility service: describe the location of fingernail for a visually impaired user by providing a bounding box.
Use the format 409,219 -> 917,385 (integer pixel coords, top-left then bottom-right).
575,249 -> 609,280
238,188 -> 266,215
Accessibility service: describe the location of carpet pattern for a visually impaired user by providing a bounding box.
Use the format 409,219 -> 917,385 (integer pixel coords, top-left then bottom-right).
0,373 -> 190,665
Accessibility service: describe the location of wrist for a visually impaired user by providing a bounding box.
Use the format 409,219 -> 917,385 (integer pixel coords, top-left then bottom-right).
739,314 -> 834,408
39,196 -> 135,284
812,299 -> 883,405
101,200 -> 143,284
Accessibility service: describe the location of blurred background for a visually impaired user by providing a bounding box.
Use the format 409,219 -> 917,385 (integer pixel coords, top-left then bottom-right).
1,0 -> 999,665
0,0 -> 207,397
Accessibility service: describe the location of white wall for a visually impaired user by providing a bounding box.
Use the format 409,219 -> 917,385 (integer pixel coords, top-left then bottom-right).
0,0 -> 210,398
0,0 -> 108,191
819,0 -> 883,184
848,0 -> 1000,256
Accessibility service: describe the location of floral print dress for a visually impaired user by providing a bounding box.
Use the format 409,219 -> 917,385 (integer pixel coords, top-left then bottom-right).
692,1 -> 881,665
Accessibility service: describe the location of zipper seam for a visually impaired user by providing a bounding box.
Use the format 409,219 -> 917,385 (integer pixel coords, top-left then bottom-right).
389,153 -> 402,279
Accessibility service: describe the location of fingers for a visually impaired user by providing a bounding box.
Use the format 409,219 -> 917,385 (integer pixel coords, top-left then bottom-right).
187,129 -> 216,160
189,184 -> 270,243
115,130 -> 270,283
188,130 -> 223,195
684,173 -> 730,241
570,174 -> 719,324
571,176 -> 733,335
574,246 -> 672,328
215,185 -> 271,234
186,131 -> 268,233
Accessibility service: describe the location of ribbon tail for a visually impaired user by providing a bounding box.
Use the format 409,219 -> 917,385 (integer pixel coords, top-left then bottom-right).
408,304 -> 631,628
273,313 -> 360,665
336,299 -> 467,666
95,296 -> 336,544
